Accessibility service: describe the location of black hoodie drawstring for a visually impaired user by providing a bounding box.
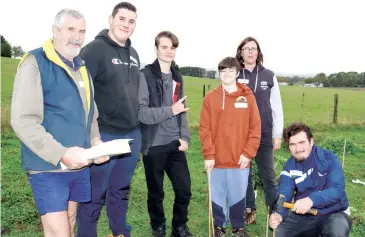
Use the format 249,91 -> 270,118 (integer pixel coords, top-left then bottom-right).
116,48 -> 131,84
126,48 -> 131,83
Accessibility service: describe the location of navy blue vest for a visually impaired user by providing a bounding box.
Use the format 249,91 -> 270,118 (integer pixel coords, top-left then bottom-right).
20,47 -> 94,171
237,65 -> 274,147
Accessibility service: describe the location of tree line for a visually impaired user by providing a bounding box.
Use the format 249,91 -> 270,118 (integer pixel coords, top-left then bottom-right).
179,67 -> 217,79
179,65 -> 365,88
1,35 -> 25,58
277,72 -> 365,88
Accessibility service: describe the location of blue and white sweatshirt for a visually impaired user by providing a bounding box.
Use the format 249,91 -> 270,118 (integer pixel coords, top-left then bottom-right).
277,145 -> 349,219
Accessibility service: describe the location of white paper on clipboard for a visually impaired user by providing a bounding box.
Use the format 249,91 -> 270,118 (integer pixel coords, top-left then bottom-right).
60,139 -> 133,170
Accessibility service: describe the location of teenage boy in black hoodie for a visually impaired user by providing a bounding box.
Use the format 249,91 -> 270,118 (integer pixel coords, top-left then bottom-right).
138,31 -> 194,237
76,2 -> 141,237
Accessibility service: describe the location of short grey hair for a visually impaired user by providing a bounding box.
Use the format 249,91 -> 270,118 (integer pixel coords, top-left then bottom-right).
54,8 -> 84,28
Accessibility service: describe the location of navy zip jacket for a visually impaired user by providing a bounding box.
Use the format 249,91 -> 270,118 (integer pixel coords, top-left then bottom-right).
277,145 -> 349,219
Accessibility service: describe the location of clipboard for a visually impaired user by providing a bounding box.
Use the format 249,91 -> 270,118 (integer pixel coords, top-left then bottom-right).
60,139 -> 133,170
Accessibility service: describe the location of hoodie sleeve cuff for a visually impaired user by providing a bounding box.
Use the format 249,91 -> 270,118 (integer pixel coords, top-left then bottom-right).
242,151 -> 253,161
272,134 -> 282,139
204,155 -> 215,160
181,136 -> 190,144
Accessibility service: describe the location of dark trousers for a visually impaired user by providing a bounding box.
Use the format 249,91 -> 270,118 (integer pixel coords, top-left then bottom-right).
143,140 -> 192,229
276,212 -> 352,237
246,147 -> 277,211
77,127 -> 141,237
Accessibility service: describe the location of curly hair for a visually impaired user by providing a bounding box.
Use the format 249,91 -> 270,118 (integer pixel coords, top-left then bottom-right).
283,123 -> 313,144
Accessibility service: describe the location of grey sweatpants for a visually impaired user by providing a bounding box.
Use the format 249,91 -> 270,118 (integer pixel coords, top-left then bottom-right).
211,168 -> 249,229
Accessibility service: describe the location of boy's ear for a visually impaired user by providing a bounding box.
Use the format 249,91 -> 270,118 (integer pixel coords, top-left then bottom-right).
109,15 -> 113,25
310,138 -> 314,146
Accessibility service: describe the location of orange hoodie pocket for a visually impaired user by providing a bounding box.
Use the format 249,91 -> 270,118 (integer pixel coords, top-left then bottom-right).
214,137 -> 241,167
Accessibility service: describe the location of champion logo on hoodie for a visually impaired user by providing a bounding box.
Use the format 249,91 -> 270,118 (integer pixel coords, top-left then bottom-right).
111,56 -> 139,67
112,58 -> 122,64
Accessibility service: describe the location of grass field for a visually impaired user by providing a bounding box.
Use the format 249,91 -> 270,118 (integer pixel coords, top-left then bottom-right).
1,57 -> 365,236
184,76 -> 365,128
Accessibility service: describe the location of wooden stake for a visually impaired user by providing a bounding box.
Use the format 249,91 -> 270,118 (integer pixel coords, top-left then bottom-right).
300,92 -> 305,122
342,139 -> 347,168
266,206 -> 270,237
207,170 -> 215,236
333,94 -> 339,124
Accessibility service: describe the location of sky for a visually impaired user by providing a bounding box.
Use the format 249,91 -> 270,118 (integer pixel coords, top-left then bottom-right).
1,0 -> 364,76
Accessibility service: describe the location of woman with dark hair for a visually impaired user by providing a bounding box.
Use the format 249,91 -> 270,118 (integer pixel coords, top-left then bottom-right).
235,37 -> 284,225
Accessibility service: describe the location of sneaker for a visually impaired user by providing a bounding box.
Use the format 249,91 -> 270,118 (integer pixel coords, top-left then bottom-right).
212,227 -> 226,237
244,209 -> 257,225
152,224 -> 166,237
170,224 -> 194,237
232,228 -> 250,237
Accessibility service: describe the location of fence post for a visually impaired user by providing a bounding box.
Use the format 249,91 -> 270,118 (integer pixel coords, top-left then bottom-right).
203,84 -> 206,98
300,93 -> 305,122
333,94 -> 338,124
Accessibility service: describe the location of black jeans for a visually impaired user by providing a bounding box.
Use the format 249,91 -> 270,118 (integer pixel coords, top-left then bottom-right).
143,140 -> 192,229
246,147 -> 277,211
276,212 -> 352,237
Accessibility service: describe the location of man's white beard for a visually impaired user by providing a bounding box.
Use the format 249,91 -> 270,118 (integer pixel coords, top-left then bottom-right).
68,47 -> 81,58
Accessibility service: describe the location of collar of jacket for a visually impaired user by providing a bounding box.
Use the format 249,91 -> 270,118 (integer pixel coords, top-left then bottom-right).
292,145 -> 330,174
148,59 -> 182,83
41,39 -> 84,69
242,63 -> 265,73
55,50 -> 83,71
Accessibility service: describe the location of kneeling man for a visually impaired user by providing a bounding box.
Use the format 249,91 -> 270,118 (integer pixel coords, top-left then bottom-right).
270,123 -> 352,237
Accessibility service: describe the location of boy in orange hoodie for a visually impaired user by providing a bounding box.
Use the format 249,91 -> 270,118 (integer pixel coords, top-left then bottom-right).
199,57 -> 261,237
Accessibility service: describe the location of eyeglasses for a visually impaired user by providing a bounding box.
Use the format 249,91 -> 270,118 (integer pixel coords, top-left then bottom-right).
241,47 -> 258,52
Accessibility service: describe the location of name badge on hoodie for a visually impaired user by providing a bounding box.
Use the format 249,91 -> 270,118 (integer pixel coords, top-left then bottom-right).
238,79 -> 249,84
235,96 -> 248,108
